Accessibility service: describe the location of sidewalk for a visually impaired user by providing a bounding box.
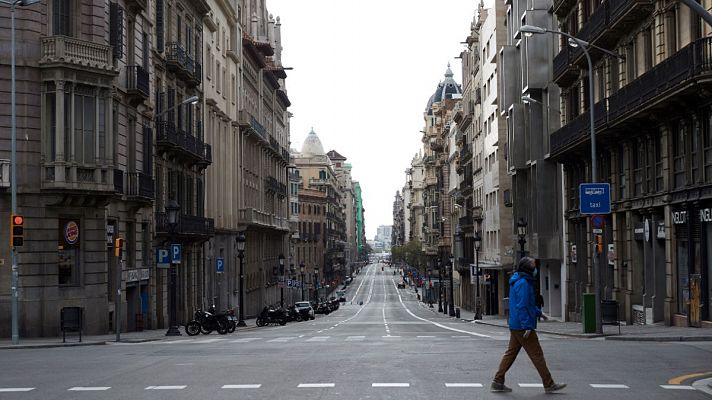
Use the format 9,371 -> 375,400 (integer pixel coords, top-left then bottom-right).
0,318 -> 260,350
404,286 -> 712,341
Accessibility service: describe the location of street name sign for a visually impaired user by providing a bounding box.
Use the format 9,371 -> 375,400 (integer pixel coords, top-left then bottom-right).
580,183 -> 611,214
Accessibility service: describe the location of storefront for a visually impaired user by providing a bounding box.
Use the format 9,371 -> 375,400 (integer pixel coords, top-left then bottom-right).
671,205 -> 711,327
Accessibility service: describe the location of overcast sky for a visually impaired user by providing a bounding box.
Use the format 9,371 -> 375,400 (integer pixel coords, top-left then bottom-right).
269,0 -> 479,240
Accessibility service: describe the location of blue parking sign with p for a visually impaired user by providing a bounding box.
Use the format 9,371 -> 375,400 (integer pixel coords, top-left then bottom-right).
216,257 -> 224,273
156,248 -> 170,268
171,244 -> 182,264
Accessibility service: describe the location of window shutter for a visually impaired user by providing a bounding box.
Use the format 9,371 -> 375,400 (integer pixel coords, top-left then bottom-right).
156,0 -> 164,52
167,88 -> 175,124
109,3 -> 124,60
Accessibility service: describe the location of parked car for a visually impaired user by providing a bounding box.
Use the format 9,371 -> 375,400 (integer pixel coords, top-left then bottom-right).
294,301 -> 315,320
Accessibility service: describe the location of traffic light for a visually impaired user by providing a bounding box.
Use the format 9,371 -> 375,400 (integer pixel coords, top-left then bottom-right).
595,235 -> 604,254
10,215 -> 24,247
114,238 -> 124,258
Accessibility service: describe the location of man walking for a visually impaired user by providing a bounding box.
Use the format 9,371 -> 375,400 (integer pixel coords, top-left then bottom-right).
491,257 -> 566,393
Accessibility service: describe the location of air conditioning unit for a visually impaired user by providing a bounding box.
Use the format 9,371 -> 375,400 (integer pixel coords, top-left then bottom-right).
0,159 -> 9,188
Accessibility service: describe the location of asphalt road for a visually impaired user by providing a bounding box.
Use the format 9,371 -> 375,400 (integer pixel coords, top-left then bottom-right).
1,262 -> 711,399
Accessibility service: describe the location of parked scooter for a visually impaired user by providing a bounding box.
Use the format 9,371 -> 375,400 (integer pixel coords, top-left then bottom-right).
285,305 -> 303,322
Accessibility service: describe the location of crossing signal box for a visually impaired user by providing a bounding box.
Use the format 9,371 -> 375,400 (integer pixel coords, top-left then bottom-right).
11,215 -> 24,247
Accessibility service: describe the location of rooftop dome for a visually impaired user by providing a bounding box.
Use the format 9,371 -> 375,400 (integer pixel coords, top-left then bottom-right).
425,64 -> 462,112
301,128 -> 325,157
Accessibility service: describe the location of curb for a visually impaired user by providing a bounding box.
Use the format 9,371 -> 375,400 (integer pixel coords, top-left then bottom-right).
605,335 -> 712,342
0,341 -> 107,350
473,320 -> 608,339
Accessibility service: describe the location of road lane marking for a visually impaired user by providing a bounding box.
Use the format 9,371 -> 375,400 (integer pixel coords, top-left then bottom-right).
267,337 -> 297,342
518,383 -> 544,388
372,383 -> 410,387
68,387 -> 111,391
660,385 -> 696,390
669,371 -> 712,385
193,338 -> 225,344
382,335 -> 401,338
346,336 -> 365,341
306,336 -> 329,342
445,383 -> 483,388
590,384 -> 629,389
145,386 -> 187,390
298,383 -> 335,388
163,340 -> 190,344
391,279 -> 491,338
417,335 -> 435,338
222,384 -> 262,389
0,388 -> 35,392
230,338 -> 261,343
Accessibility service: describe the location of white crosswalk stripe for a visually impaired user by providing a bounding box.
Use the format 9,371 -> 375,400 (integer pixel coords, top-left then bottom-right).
345,335 -> 365,341
590,384 -> 629,389
267,336 -> 297,342
230,337 -> 262,343
306,336 -> 329,342
660,385 -> 696,390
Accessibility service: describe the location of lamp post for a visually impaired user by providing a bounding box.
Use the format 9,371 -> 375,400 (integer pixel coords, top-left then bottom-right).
474,230 -> 482,320
235,233 -> 246,327
300,262 -> 305,301
2,0 -> 40,346
165,199 -> 181,336
314,269 -> 319,304
437,258 -> 443,313
520,24 -> 611,335
517,218 -> 528,260
448,254 -> 455,316
289,263 -> 295,306
278,254 -> 285,307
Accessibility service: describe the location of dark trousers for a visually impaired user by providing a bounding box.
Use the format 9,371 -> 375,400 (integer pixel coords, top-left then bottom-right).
494,330 -> 554,387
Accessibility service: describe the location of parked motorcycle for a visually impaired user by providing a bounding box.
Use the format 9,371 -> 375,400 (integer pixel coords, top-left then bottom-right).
285,306 -> 303,322
256,305 -> 287,326
185,306 -> 229,336
223,308 -> 237,333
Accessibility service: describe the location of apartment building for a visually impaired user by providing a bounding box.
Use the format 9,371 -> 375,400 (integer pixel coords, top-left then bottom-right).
552,0 -> 712,327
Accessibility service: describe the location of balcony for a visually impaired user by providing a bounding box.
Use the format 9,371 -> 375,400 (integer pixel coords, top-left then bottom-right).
550,101 -> 606,156
124,0 -> 147,13
165,42 -> 193,81
187,62 -> 202,88
40,36 -> 116,76
608,0 -> 653,39
460,144 -> 472,162
155,212 -> 215,239
424,176 -> 437,187
126,65 -> 149,106
126,171 -> 155,201
42,163 -> 115,193
430,139 -> 444,152
238,110 -> 269,144
472,206 -> 483,221
552,46 -> 579,87
553,0 -> 576,17
239,207 -> 290,231
156,120 -> 211,167
265,176 -> 287,197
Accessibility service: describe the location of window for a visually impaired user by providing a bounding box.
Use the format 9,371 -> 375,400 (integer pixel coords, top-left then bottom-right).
692,116 -> 701,184
609,56 -> 620,94
72,85 -> 103,164
643,26 -> 653,72
705,110 -> 712,183
618,145 -> 627,200
633,139 -> 643,196
142,32 -> 149,70
625,43 -> 636,82
177,15 -> 182,44
673,120 -> 687,189
156,0 -> 164,51
666,8 -> 678,56
58,219 -> 81,286
53,0 -> 72,36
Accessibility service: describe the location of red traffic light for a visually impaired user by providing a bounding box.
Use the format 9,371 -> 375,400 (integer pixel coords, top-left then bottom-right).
12,215 -> 23,225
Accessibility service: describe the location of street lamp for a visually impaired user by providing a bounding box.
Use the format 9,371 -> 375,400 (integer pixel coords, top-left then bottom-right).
165,199 -> 181,336
474,231 -> 482,320
448,254 -> 455,317
3,0 -> 41,346
235,233 -> 247,327
521,24 -> 619,335
278,254 -> 285,308
314,269 -> 319,304
300,262 -> 305,301
437,258 -> 443,313
517,218 -> 528,260
289,263 -> 295,306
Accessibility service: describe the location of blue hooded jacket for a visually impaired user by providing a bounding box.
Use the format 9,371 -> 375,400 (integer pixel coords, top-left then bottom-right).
508,271 -> 541,331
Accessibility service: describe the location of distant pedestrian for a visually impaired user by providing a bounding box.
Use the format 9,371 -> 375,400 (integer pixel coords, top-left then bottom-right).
491,257 -> 566,394
535,289 -> 545,321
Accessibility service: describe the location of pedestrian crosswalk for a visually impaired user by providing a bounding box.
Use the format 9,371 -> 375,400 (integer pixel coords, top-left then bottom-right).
133,333 -> 514,346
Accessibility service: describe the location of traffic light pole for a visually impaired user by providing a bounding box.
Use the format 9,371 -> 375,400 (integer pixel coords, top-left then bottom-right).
10,1 -> 19,345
